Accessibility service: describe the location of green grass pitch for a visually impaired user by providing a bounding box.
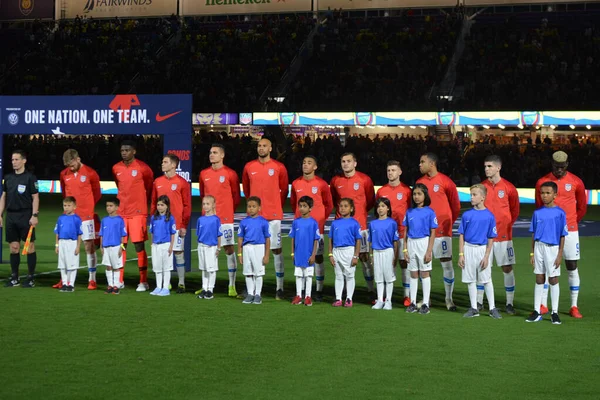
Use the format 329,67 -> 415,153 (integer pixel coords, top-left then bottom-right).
0,195 -> 599,399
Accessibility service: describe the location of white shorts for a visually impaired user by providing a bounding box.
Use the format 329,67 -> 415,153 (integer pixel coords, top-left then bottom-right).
534,242 -> 561,278
493,240 -> 516,267
172,230 -> 185,252
58,239 -> 79,270
242,244 -> 266,276
433,236 -> 452,259
151,242 -> 173,272
198,243 -> 219,272
269,220 -> 282,250
397,239 -> 405,261
407,237 -> 433,272
373,248 -> 396,283
316,237 -> 324,256
461,243 -> 493,284
81,219 -> 95,241
101,245 -> 123,270
359,229 -> 370,253
332,246 -> 356,278
221,223 -> 235,247
294,267 -> 315,278
563,230 -> 580,261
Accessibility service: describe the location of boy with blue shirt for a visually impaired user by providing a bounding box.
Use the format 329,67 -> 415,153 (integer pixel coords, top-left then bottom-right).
98,198 -> 128,295
54,197 -> 83,292
290,196 -> 321,307
527,181 -> 568,325
237,196 -> 271,305
458,184 -> 501,319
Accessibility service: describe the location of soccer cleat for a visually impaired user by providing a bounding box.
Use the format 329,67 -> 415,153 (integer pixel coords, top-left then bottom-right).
176,284 -> 185,294
228,286 -> 238,297
275,289 -> 284,301
157,288 -> 170,296
196,290 -> 206,299
4,279 -> 20,287
463,308 -> 480,318
383,301 -> 392,311
551,313 -> 562,325
446,300 -> 457,312
150,287 -> 161,296
314,291 -> 324,302
525,311 -> 543,323
304,297 -> 313,307
332,299 -> 343,307
403,296 -> 411,307
52,281 -> 63,289
22,280 -> 35,288
136,283 -> 149,292
506,304 -> 516,315
117,282 -> 125,289
104,286 -> 114,294
88,280 -> 97,290
372,300 -> 385,310
405,303 -> 418,313
477,302 -> 484,312
253,295 -> 262,305
204,291 -> 214,300
540,304 -> 549,315
242,295 -> 255,304
67,285 -> 75,292
112,288 -> 120,295
569,306 -> 583,319
291,295 -> 303,305
344,299 -> 353,308
60,285 -> 69,292
489,308 -> 503,319
419,304 -> 431,315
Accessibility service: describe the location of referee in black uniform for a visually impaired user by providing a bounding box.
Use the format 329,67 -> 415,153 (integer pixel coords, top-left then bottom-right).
0,150 -> 40,287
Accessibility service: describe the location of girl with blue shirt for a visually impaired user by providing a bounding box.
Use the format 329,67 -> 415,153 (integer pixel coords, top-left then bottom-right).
149,195 -> 177,297
196,195 -> 222,300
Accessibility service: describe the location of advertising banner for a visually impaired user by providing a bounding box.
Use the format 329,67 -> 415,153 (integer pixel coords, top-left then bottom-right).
62,0 -> 177,19
317,0 -> 585,10
182,0 -> 311,16
193,113 -> 239,125
0,0 -> 54,20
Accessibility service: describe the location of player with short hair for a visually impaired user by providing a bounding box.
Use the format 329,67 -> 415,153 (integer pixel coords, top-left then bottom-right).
376,160 -> 412,306
527,181 -> 568,325
151,154 -> 192,294
458,184 -> 501,319
199,144 -> 241,297
112,140 -> 154,290
54,149 -> 101,290
330,153 -> 375,302
290,155 -> 333,302
481,155 -> 519,314
149,195 -> 177,297
99,198 -> 128,295
534,151 -> 586,319
242,138 -> 288,300
54,196 -> 83,292
195,195 -> 222,300
289,196 -> 321,307
417,153 -> 460,311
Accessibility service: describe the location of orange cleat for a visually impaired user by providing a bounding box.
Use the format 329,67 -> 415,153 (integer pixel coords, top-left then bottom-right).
569,306 -> 583,319
304,297 -> 313,307
540,305 -> 549,315
403,296 -> 411,307
88,280 -> 97,290
291,295 -> 302,305
52,280 -> 63,289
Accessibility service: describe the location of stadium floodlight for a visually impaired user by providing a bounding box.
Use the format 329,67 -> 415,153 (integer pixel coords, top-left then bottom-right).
399,125 -> 405,129
550,125 -> 556,129
498,124 -> 505,129
419,125 -> 427,129
535,125 -> 540,129
517,124 -> 524,129
482,125 -> 490,129
410,126 -> 416,129
586,125 -> 592,129
274,97 -> 285,103
570,125 -> 576,129
467,125 -> 474,129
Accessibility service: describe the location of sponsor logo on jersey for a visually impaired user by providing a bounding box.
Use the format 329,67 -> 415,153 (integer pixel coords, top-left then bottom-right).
565,183 -> 572,192
219,176 -> 225,183
433,184 -> 440,192
80,175 -> 87,183
498,190 -> 505,198
171,184 -> 177,191
132,170 -> 137,177
353,183 -> 359,190
312,186 -> 318,194
268,169 -> 275,176
18,184 -> 26,194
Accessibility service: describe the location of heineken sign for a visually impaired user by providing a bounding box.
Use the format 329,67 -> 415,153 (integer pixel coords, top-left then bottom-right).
183,0 -> 311,15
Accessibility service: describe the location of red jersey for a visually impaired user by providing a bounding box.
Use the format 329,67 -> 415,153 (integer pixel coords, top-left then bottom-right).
416,172 -> 460,237
150,174 -> 191,229
199,165 -> 241,224
60,164 -> 101,221
330,171 -> 375,230
112,159 -> 154,218
242,159 -> 289,221
376,182 -> 412,238
535,172 -> 587,232
290,175 -> 334,233
483,178 -> 519,241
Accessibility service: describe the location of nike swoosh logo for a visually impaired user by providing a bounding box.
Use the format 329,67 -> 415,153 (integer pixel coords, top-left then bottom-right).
157,186 -> 162,189
296,189 -> 303,192
204,178 -> 210,181
337,186 -> 343,188
117,173 -> 122,176
65,178 -> 72,181
251,172 -> 257,175
156,110 -> 182,122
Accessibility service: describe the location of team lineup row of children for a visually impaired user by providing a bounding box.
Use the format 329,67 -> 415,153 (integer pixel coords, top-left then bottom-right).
55,181 -> 566,322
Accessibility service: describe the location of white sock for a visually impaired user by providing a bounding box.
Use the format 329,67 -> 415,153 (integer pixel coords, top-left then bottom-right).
476,285 -> 485,305
226,253 -> 237,287
335,273 -> 344,300
376,282 -> 385,302
534,283 -> 544,313
441,261 -> 455,301
68,269 -> 77,286
315,263 -> 324,292
346,277 -> 355,301
541,276 -> 549,307
402,268 -> 410,297
176,267 -> 185,286
274,253 -> 284,291
106,269 -> 114,287
202,270 -> 209,291
175,252 -> 185,286
551,283 -> 560,314
422,276 -> 431,306
113,270 -> 119,288
409,277 -> 418,304
60,269 -> 68,285
208,271 -> 216,291
155,272 -> 163,289
296,276 -> 303,297
87,253 -> 97,281
305,276 -> 313,298
385,282 -> 393,303
484,281 -> 496,310
255,276 -> 263,296
504,270 -> 516,305
163,271 -> 171,290
361,259 -> 374,292
467,282 -> 477,310
246,276 -> 255,296
568,269 -> 580,307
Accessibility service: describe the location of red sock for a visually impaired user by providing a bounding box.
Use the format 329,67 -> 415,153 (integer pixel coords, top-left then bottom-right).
119,268 -> 124,284
137,250 -> 148,283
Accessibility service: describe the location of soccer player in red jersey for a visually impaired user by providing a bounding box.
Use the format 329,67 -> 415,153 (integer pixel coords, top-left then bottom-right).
535,151 -> 586,319
376,160 -> 412,306
242,138 -> 289,300
330,153 -> 375,300
482,155 -> 520,314
54,149 -> 102,290
290,155 -> 334,302
416,153 -> 460,311
112,140 -> 154,290
151,154 -> 192,293
199,144 -> 241,297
